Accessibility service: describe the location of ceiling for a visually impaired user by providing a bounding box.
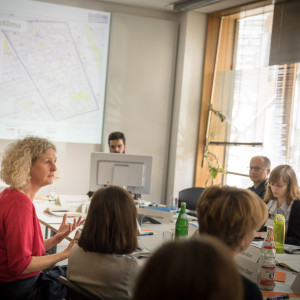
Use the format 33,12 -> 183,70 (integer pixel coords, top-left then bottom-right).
93,0 -> 265,13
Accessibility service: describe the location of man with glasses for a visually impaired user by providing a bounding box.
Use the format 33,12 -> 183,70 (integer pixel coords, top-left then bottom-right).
248,156 -> 271,199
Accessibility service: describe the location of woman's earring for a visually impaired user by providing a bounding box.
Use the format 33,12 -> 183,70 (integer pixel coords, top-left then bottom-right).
240,246 -> 245,252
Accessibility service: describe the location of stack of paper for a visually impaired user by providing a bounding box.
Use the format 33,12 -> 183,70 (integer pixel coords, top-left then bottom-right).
44,207 -> 83,217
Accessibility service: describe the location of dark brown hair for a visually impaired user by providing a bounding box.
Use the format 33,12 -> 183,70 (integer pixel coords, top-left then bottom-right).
197,185 -> 268,251
78,186 -> 137,254
264,164 -> 300,205
133,237 -> 243,300
108,131 -> 126,145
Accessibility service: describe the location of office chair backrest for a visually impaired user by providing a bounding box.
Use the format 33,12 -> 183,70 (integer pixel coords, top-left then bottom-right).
57,276 -> 100,300
178,187 -> 205,211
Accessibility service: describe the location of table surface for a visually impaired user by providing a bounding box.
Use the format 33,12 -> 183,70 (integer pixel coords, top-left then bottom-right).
34,198 -> 300,297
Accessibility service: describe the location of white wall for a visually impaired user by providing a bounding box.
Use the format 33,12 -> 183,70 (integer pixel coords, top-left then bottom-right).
167,12 -> 207,204
0,0 -> 207,203
104,13 -> 178,202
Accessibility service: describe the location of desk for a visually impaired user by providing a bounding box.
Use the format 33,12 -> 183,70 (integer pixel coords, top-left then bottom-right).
34,199 -> 83,253
236,243 -> 300,297
34,200 -> 299,297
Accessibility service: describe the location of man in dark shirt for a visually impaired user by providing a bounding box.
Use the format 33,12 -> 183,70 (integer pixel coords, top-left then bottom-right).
248,156 -> 271,199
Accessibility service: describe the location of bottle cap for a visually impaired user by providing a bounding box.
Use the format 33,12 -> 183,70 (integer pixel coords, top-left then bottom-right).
275,214 -> 285,222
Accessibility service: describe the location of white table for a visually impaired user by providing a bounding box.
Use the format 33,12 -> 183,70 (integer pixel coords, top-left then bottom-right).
34,199 -> 299,296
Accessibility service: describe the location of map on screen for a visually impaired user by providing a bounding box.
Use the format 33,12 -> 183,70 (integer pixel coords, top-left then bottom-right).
0,0 -> 110,143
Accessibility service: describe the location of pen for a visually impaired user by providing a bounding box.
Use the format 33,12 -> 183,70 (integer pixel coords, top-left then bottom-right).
138,232 -> 154,236
266,294 -> 289,300
52,210 -> 69,212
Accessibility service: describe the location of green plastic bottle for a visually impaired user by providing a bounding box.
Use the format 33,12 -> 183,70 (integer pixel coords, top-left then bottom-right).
175,202 -> 188,240
273,214 -> 285,254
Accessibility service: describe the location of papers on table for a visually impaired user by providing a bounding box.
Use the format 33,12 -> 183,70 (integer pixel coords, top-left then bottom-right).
131,248 -> 152,259
39,213 -> 77,224
276,253 -> 300,273
37,194 -> 90,220
44,207 -> 83,217
250,241 -> 300,273
55,194 -> 89,206
285,245 -> 300,255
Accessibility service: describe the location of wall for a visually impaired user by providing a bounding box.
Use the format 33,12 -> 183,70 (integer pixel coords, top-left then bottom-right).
167,12 -> 207,203
104,12 -> 178,202
0,0 -> 207,203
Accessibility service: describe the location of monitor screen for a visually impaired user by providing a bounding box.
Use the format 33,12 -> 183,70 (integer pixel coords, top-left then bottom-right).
89,152 -> 153,195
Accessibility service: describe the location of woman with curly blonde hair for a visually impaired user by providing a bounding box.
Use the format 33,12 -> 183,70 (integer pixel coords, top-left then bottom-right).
0,136 -> 83,299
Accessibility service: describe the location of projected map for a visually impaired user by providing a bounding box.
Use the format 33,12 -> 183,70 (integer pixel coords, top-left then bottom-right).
0,0 -> 110,143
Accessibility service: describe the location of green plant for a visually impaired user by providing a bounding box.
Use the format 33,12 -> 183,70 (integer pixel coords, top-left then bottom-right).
204,147 -> 226,185
208,103 -> 226,122
204,104 -> 227,185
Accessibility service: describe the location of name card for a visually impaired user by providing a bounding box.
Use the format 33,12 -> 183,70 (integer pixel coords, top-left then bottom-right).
55,194 -> 89,207
240,245 -> 261,263
235,245 -> 261,284
138,207 -> 174,223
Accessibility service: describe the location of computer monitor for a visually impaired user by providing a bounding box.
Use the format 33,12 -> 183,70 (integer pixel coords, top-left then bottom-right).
89,152 -> 153,195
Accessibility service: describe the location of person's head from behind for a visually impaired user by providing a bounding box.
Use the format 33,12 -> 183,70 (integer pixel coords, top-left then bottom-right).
249,156 -> 271,187
133,237 -> 243,300
197,186 -> 268,255
0,136 -> 57,190
265,164 -> 300,205
78,186 -> 137,254
108,131 -> 126,153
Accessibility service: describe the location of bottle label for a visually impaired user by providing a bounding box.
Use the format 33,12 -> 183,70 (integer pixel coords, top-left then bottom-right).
259,265 -> 275,286
263,245 -> 276,249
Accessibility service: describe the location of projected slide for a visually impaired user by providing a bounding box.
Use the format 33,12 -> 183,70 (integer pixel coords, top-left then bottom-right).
0,0 -> 110,143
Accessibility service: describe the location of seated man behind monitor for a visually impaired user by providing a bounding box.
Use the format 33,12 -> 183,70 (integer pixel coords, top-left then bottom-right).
107,131 -> 141,199
108,131 -> 126,153
248,156 -> 271,199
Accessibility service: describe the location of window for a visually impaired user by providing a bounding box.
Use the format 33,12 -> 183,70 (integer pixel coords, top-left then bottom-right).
196,3 -> 300,188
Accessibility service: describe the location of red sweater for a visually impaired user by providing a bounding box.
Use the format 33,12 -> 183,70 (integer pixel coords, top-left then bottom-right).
0,188 -> 45,282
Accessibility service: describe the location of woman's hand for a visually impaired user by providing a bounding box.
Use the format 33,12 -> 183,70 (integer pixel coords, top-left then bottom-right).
255,231 -> 267,240
64,230 -> 81,255
55,214 -> 85,243
25,230 -> 81,274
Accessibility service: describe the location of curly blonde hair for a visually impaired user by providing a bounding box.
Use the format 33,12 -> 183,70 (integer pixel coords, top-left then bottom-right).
0,136 -> 56,189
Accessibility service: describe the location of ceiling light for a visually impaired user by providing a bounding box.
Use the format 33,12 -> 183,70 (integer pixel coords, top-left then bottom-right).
173,0 -> 221,12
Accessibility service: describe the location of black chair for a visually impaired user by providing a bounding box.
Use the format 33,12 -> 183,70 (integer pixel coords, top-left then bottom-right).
57,276 -> 100,300
178,187 -> 205,213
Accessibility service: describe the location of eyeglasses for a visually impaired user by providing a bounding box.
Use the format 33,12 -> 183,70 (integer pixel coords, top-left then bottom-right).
249,167 -> 268,172
268,182 -> 287,188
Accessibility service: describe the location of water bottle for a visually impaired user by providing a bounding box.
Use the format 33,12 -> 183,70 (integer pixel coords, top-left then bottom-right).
273,214 -> 285,254
258,226 -> 276,290
175,202 -> 188,240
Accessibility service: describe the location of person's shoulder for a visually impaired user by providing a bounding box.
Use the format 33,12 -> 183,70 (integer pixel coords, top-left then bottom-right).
116,254 -> 139,265
241,275 -> 263,300
291,200 -> 300,211
0,188 -> 31,206
292,199 -> 300,205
